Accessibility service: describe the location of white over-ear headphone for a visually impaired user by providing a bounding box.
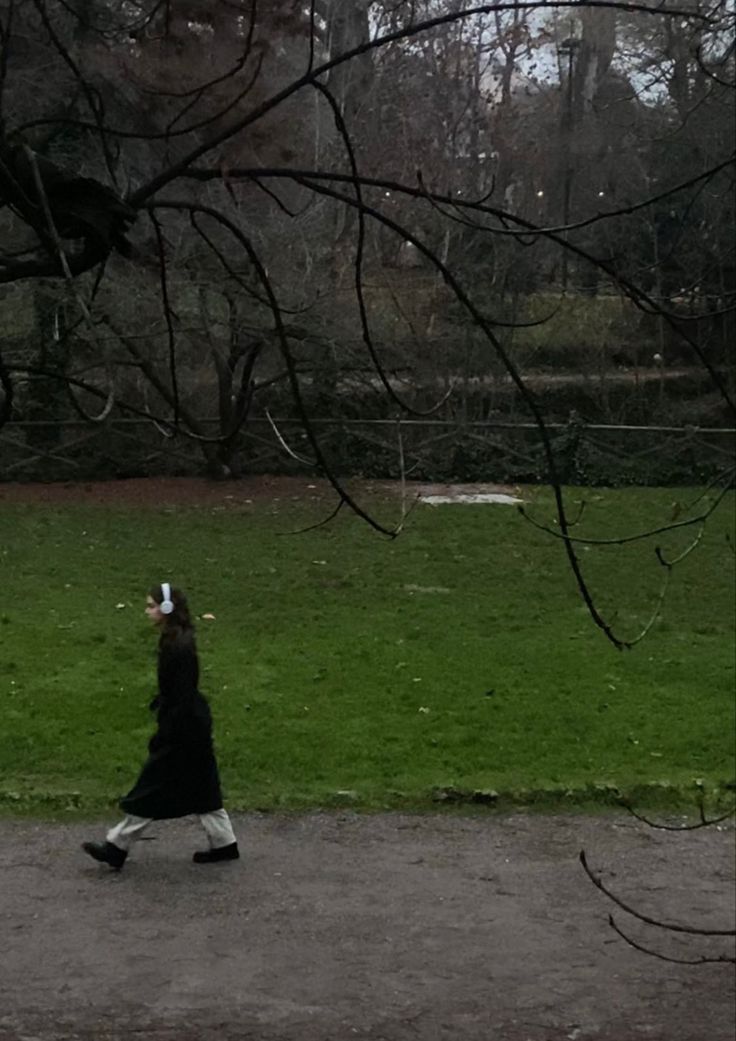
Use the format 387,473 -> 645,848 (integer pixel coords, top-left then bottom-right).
160,582 -> 174,615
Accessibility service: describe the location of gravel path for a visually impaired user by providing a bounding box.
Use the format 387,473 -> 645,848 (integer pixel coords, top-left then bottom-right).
0,812 -> 733,1041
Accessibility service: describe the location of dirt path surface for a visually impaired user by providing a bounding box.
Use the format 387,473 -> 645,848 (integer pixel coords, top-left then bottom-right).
1,813 -> 733,1041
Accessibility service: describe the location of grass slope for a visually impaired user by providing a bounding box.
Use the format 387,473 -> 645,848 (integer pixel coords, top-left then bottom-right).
0,484 -> 733,816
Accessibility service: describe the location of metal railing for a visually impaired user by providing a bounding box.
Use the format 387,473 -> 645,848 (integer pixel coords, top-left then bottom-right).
1,416 -> 734,486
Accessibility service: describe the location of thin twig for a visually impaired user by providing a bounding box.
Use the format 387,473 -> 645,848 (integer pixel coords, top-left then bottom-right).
608,915 -> 736,965
172,155 -> 736,241
518,474 -> 734,546
0,347 -> 13,428
265,408 -> 315,466
314,80 -> 453,419
152,199 -> 399,537
317,83 -> 397,410
249,176 -> 301,217
394,417 -> 422,534
619,798 -> 736,832
624,565 -> 671,647
278,498 -> 345,536
286,174 -> 630,647
654,525 -> 705,569
308,0 -> 317,74
580,851 -> 736,937
188,210 -> 304,313
149,212 -> 179,428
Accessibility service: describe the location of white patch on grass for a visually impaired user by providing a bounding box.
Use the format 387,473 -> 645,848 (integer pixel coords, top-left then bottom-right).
421,493 -> 523,505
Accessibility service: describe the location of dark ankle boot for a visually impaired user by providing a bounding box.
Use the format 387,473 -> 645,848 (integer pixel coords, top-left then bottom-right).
82,840 -> 127,870
192,842 -> 240,864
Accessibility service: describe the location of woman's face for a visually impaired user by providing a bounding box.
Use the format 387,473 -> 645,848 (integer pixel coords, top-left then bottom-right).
145,596 -> 164,625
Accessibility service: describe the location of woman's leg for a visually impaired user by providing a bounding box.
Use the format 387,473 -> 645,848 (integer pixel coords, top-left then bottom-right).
193,809 -> 239,862
82,814 -> 153,869
106,815 -> 153,851
198,808 -> 237,849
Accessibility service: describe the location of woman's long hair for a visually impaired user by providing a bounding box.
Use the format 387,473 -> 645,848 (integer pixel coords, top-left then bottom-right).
150,583 -> 195,647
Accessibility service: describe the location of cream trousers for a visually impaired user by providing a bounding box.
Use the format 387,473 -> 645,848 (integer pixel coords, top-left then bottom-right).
107,808 -> 237,852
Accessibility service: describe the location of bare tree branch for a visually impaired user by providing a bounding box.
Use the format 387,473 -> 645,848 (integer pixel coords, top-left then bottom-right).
607,915 -> 736,965
518,473 -> 735,546
313,78 -> 452,418
580,851 -> 736,937
265,407 -> 316,466
150,197 -> 401,536
149,211 -> 179,427
619,798 -> 736,831
128,2 -> 716,207
179,165 -> 736,415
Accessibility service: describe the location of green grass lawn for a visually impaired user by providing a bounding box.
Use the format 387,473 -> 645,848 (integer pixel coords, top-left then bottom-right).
0,483 -> 733,817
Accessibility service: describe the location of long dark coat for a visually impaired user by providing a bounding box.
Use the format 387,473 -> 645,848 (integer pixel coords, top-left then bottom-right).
120,630 -> 224,820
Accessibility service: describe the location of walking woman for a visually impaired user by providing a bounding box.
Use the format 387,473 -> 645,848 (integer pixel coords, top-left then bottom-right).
83,583 -> 239,870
